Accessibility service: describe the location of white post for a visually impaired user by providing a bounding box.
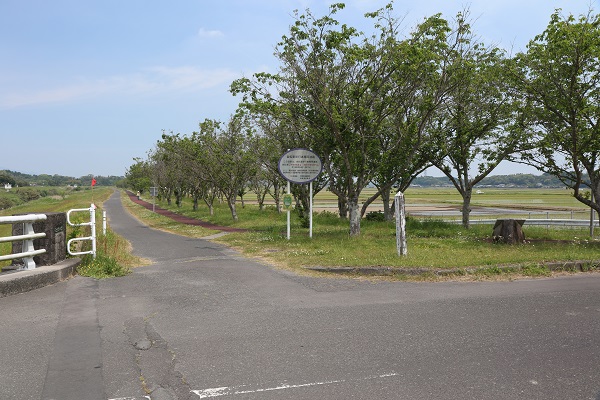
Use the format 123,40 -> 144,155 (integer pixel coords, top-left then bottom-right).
102,210 -> 107,235
90,204 -> 97,258
287,181 -> 291,240
21,222 -> 37,270
591,191 -> 596,238
309,181 -> 313,238
395,191 -> 407,256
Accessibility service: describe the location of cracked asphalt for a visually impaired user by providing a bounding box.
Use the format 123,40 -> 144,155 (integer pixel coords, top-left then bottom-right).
1,190 -> 600,400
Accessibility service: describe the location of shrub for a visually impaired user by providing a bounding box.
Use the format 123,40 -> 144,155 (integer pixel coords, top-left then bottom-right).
0,197 -> 17,210
318,210 -> 340,221
365,211 -> 386,222
16,188 -> 41,202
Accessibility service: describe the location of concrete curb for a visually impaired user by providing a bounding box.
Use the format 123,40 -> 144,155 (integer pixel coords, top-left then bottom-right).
0,258 -> 81,298
305,259 -> 600,277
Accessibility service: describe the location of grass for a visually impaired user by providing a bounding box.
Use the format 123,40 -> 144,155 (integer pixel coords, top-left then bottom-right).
215,219 -> 599,267
406,186 -> 586,205
2,186 -> 597,281
127,189 -> 600,281
76,228 -> 150,278
120,191 -> 218,238
77,253 -> 130,278
1,187 -> 148,277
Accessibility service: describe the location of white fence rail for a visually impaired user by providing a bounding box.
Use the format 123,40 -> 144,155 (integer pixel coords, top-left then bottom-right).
67,204 -> 96,258
0,214 -> 47,270
450,218 -> 599,227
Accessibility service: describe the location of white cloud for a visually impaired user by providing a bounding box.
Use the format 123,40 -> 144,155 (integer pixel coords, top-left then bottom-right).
197,28 -> 224,38
0,66 -> 240,109
143,65 -> 238,90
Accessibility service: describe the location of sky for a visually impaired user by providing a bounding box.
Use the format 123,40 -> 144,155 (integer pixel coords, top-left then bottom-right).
1,0 -> 598,178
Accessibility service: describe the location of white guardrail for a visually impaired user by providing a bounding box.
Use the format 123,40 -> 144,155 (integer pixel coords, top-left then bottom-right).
452,218 -> 600,227
0,214 -> 47,270
67,204 -> 97,258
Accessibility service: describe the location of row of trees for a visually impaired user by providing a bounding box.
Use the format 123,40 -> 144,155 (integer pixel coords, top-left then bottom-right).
126,3 -> 600,235
126,120 -> 295,222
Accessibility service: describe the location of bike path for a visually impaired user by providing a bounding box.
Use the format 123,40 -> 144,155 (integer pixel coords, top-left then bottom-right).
124,191 -> 246,233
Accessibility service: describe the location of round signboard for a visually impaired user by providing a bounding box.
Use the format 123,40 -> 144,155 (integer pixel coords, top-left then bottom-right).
278,148 -> 323,184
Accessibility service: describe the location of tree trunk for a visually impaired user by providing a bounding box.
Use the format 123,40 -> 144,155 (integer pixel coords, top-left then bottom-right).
338,198 -> 348,219
203,195 -> 215,216
273,180 -> 283,213
175,190 -> 183,208
348,198 -> 361,236
382,187 -> 392,221
462,188 -> 472,229
257,191 -> 267,211
228,196 -> 238,221
292,184 -> 311,227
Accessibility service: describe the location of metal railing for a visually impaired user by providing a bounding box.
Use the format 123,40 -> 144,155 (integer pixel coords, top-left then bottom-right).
0,214 -> 47,270
411,208 -> 598,234
451,218 -> 599,227
67,204 -> 97,258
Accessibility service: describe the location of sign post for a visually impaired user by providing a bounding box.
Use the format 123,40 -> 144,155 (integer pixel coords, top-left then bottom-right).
285,183 -> 291,239
282,190 -> 294,240
278,148 -> 323,239
395,191 -> 408,256
591,191 -> 596,238
309,181 -> 313,238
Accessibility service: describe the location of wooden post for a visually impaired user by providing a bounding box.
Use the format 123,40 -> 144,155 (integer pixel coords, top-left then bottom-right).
395,191 -> 407,256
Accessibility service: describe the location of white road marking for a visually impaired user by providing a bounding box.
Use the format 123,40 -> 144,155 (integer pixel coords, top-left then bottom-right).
191,372 -> 400,398
174,256 -> 243,263
108,397 -> 150,400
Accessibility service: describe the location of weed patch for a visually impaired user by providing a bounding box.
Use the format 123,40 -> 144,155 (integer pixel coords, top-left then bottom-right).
78,253 -> 130,278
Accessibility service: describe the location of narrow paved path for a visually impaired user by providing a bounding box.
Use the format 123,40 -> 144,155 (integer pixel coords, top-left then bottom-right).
125,190 -> 246,232
0,190 -> 599,400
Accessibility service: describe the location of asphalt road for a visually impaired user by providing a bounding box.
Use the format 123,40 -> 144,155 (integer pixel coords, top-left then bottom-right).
1,190 -> 599,400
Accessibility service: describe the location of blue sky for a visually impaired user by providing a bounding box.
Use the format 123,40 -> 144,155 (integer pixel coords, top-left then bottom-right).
1,0 -> 597,178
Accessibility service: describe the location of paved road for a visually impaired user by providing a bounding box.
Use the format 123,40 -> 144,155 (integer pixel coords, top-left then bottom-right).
1,190 -> 600,400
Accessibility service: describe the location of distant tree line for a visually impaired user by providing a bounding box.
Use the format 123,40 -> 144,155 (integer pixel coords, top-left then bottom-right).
0,170 -> 125,188
413,173 -> 566,188
126,3 -> 600,233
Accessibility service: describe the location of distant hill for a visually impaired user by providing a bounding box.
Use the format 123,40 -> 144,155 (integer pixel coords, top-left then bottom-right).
0,170 -> 124,187
0,169 -> 565,189
411,173 -> 565,188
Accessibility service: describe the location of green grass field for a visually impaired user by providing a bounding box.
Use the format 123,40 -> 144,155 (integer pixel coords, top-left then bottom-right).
125,187 -> 599,280
1,186 -> 598,280
404,187 -> 585,208
133,187 -> 594,230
